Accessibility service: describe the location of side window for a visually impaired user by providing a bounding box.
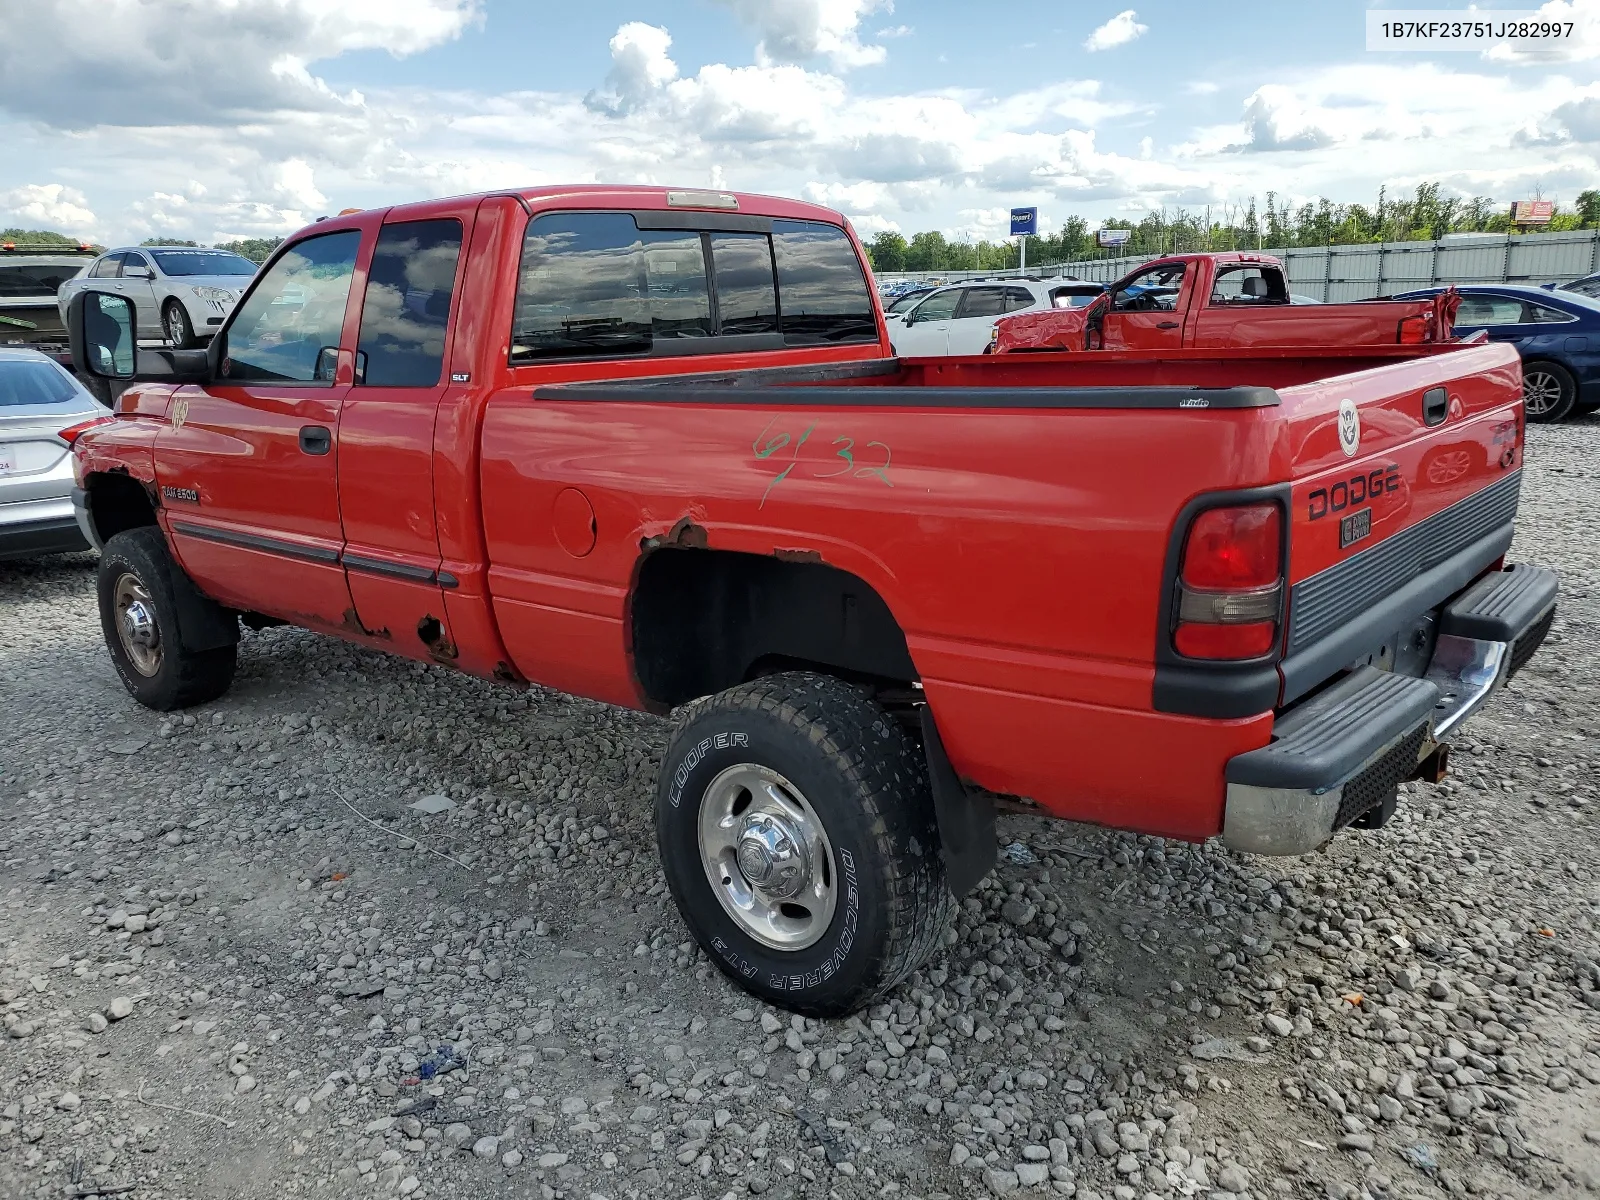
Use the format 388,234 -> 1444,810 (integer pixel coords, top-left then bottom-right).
356,219 -> 464,387
1003,287 -> 1036,312
0,264 -> 82,297
1454,296 -> 1527,327
1112,263 -> 1185,312
909,289 -> 960,322
221,230 -> 361,384
771,219 -> 876,345
512,213 -> 649,361
1526,302 -> 1576,324
90,254 -> 123,279
710,233 -> 779,335
1211,266 -> 1287,305
955,287 -> 1007,319
121,252 -> 150,276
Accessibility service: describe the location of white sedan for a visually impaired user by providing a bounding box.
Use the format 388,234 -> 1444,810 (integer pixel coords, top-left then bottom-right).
888,279 -> 1105,355
58,246 -> 258,349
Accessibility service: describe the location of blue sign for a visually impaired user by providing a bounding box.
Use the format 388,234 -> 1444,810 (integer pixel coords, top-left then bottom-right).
1010,207 -> 1038,237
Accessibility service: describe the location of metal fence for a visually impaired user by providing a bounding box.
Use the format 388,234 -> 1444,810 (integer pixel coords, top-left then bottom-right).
877,227 -> 1600,300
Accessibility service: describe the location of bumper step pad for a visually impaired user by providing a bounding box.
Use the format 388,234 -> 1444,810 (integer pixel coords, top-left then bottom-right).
1440,564 -> 1558,645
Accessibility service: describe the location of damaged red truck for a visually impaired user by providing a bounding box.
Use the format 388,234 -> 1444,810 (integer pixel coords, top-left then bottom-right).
991,252 -> 1460,354
66,186 -> 1556,1016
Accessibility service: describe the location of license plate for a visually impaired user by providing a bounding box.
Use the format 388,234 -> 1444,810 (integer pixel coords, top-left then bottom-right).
1340,506 -> 1373,549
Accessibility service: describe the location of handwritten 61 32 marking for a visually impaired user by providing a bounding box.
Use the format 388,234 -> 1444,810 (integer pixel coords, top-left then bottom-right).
752,418 -> 893,508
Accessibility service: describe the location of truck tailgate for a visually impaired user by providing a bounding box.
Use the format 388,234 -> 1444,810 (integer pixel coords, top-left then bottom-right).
1275,340 -> 1524,704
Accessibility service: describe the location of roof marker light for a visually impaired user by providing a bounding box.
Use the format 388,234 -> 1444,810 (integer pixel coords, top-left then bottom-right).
666,191 -> 739,210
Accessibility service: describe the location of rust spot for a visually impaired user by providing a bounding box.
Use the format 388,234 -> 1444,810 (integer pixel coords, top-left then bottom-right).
340,607 -> 390,640
417,615 -> 459,661
492,661 -> 524,684
773,547 -> 823,563
666,516 -> 708,548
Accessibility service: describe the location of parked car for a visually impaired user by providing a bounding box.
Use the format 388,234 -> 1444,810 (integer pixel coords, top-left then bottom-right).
993,254 -> 1458,353
0,347 -> 109,559
1392,283 -> 1600,422
1,241 -> 97,353
1289,293 -> 1323,305
66,184 -> 1553,1017
1549,272 -> 1600,300
890,278 -> 1107,355
882,286 -> 936,317
58,246 -> 257,350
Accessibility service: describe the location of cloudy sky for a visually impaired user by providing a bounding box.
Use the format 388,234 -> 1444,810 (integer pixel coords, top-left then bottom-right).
3,0 -> 1598,247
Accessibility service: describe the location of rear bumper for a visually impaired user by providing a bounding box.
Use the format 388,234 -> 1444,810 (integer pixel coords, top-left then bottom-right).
0,511 -> 90,560
1221,563 -> 1558,855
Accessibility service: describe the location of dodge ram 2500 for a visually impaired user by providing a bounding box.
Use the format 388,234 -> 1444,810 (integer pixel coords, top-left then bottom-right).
65,187 -> 1556,1016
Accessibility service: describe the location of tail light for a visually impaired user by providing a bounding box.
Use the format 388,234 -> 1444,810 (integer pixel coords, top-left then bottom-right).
1397,314 -> 1429,344
1173,503 -> 1283,660
59,416 -> 114,446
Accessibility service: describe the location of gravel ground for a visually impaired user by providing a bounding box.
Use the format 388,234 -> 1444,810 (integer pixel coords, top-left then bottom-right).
2,418 -> 1598,1200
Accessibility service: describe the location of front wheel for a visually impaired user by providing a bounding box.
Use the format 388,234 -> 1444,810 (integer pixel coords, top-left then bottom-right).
163,300 -> 196,350
97,528 -> 236,711
1523,361 -> 1576,423
655,672 -> 953,1017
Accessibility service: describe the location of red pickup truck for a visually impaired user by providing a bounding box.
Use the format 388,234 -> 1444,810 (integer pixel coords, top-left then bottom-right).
992,252 -> 1460,354
64,187 -> 1556,1016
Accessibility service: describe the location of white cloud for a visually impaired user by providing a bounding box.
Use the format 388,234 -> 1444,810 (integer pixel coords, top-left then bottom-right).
588,22 -> 681,114
1230,86 -> 1335,152
0,0 -> 480,130
876,24 -> 913,38
0,184 -> 97,235
716,0 -> 891,69
1084,10 -> 1148,52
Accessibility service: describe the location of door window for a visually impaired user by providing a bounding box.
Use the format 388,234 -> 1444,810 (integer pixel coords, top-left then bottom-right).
710,233 -> 779,335
221,230 -> 361,384
1454,295 -> 1528,326
954,287 -> 1007,319
1111,263 -> 1185,312
355,219 -> 464,387
120,252 -> 151,276
1003,287 -> 1036,312
90,254 -> 123,279
771,220 -> 876,345
908,289 -> 960,322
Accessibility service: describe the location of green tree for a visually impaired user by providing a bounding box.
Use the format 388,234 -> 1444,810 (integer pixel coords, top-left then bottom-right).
141,237 -> 198,246
214,237 -> 284,263
0,228 -> 85,246
867,230 -> 907,272
1576,190 -> 1600,229
904,230 -> 949,272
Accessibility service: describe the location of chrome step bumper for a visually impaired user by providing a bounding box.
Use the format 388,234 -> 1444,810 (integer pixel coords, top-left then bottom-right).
1221,564 -> 1558,856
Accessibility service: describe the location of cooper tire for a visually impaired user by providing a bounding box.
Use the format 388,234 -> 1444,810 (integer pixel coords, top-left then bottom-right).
97,528 -> 236,711
1523,360 -> 1576,423
655,672 -> 954,1017
163,300 -> 197,350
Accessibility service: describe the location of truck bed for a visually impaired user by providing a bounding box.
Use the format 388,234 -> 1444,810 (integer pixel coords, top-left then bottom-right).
476,340 -> 1524,840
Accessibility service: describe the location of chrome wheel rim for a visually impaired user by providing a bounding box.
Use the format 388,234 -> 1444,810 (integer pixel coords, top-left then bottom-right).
114,572 -> 162,677
166,307 -> 185,344
697,764 -> 837,951
1524,370 -> 1563,416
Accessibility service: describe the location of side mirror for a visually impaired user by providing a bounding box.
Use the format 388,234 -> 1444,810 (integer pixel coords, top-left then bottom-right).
123,266 -> 153,280
67,291 -> 209,384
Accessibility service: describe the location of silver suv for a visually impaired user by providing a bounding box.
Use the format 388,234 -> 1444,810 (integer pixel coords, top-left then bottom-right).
888,278 -> 1105,356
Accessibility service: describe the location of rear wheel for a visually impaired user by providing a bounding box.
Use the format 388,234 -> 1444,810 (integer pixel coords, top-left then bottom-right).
1523,361 -> 1576,423
97,528 -> 236,711
163,300 -> 196,350
655,672 -> 953,1017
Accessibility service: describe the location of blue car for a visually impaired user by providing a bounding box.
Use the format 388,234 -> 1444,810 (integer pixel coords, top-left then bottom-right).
1394,284 -> 1600,422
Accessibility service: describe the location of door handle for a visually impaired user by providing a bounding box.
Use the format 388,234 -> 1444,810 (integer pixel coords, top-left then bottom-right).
1156,321 -> 1179,329
299,426 -> 331,456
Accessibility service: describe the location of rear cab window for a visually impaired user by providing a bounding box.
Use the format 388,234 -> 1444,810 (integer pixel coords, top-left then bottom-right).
356,219 -> 465,387
510,211 -> 875,364
1210,265 -> 1288,306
